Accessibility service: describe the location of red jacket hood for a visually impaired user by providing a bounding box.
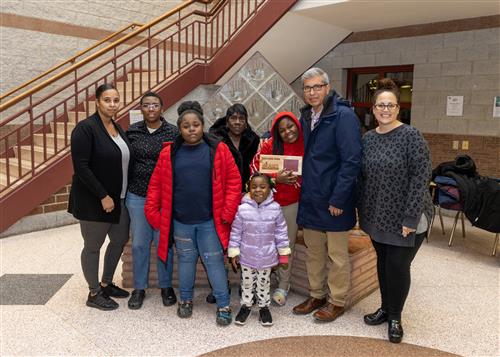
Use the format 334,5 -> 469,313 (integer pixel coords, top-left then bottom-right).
269,112 -> 304,151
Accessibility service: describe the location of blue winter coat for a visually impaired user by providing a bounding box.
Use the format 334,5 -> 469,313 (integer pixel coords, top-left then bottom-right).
297,91 -> 362,231
228,192 -> 291,269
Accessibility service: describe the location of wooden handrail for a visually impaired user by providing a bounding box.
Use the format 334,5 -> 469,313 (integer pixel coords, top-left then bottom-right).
0,22 -> 142,101
0,0 -> 213,112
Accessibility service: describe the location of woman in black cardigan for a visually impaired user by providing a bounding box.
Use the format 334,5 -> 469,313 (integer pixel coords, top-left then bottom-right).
68,83 -> 133,310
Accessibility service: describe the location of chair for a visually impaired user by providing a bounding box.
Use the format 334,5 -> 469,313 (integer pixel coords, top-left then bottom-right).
428,182 -> 445,238
492,233 -> 499,256
430,176 -> 466,247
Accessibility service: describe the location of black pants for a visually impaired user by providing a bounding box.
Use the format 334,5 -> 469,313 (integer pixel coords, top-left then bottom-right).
371,232 -> 425,321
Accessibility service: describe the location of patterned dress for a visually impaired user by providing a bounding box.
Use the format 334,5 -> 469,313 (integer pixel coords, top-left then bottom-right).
358,124 -> 433,247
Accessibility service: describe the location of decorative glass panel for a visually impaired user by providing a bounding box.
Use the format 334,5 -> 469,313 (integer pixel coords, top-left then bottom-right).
202,93 -> 231,127
201,52 -> 304,136
259,74 -> 292,109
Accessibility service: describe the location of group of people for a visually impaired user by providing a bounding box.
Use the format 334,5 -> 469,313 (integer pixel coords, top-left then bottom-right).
68,67 -> 432,344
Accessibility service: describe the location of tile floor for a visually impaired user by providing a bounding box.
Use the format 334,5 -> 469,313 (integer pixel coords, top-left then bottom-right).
0,216 -> 498,356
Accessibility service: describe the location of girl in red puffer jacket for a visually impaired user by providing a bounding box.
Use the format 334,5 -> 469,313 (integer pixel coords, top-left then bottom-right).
249,112 -> 304,306
145,101 -> 241,326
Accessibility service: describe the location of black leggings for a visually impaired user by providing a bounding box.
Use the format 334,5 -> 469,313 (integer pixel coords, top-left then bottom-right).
371,232 -> 425,321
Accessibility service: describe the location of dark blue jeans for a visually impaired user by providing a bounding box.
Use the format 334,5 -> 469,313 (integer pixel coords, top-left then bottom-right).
126,191 -> 174,290
173,219 -> 230,308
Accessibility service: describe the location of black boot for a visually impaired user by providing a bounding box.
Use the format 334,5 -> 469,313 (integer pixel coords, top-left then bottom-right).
161,287 -> 177,306
128,289 -> 145,310
388,320 -> 404,343
364,308 -> 388,325
206,292 -> 216,304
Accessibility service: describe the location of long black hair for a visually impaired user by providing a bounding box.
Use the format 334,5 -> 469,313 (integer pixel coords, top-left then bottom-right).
271,116 -> 292,155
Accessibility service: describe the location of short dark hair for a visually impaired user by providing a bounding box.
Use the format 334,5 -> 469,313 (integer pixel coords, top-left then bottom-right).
95,83 -> 117,100
177,100 -> 204,126
226,103 -> 248,121
140,91 -> 163,106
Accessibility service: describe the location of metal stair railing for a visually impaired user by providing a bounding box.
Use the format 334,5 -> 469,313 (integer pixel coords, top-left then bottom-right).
0,0 -> 266,194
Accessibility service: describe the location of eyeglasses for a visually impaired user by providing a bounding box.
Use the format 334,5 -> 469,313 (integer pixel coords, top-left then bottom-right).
303,84 -> 328,93
374,103 -> 399,111
141,103 -> 161,110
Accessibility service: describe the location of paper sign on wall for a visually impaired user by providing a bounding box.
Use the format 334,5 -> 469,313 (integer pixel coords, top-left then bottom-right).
446,96 -> 464,116
493,96 -> 500,118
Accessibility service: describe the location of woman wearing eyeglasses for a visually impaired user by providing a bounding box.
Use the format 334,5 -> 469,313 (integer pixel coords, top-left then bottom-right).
358,78 -> 433,343
125,91 -> 179,309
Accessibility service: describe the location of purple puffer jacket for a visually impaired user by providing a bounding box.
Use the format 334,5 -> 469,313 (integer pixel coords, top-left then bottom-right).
228,192 -> 291,269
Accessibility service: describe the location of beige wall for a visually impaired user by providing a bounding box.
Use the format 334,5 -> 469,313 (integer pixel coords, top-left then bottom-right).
0,0 -> 182,93
294,27 -> 500,137
290,25 -> 500,177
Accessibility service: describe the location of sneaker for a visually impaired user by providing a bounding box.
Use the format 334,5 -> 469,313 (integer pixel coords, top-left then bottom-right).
216,306 -> 232,326
161,287 -> 177,306
101,283 -> 130,298
235,305 -> 251,325
86,290 -> 118,311
128,289 -> 145,310
206,292 -> 216,304
259,306 -> 273,326
272,288 -> 288,306
177,301 -> 193,318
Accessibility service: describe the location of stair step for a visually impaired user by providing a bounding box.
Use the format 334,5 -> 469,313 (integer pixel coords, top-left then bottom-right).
116,82 -> 147,94
126,71 -> 165,83
51,121 -> 76,134
0,171 -> 25,193
85,101 -> 96,113
67,111 -> 89,123
15,145 -> 56,164
0,158 -> 33,178
33,133 -> 70,149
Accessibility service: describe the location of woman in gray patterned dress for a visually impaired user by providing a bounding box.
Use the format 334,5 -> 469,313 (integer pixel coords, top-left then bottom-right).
358,78 -> 433,344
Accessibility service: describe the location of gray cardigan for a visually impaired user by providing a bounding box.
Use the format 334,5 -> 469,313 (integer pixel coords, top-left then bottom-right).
358,124 -> 433,247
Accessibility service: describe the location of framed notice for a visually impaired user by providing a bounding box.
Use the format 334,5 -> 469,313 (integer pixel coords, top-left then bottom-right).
446,96 -> 464,116
493,96 -> 500,118
259,155 -> 302,175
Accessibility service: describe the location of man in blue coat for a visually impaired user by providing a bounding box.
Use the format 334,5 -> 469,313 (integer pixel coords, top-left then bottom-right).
293,67 -> 362,322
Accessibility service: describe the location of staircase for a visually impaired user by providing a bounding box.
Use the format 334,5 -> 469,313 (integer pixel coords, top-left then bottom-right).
0,0 -> 298,232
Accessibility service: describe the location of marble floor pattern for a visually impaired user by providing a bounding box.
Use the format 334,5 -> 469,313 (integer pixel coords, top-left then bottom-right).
0,216 -> 498,357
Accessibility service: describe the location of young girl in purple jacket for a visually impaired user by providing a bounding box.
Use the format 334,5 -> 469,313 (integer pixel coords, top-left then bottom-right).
228,173 -> 291,326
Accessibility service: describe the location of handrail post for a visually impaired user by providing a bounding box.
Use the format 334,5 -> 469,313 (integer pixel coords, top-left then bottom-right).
177,12 -> 181,74
148,27 -> 152,91
28,96 -> 34,174
205,1 -> 208,64
74,70 -> 79,125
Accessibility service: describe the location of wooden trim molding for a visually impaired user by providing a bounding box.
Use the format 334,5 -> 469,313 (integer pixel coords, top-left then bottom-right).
344,15 -> 500,43
0,13 -> 116,42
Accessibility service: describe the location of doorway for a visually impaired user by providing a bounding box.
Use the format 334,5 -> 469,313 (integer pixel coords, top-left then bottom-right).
346,65 -> 414,133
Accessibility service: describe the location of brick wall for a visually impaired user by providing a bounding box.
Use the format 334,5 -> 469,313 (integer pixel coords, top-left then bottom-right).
424,134 -> 500,178
28,184 -> 71,216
